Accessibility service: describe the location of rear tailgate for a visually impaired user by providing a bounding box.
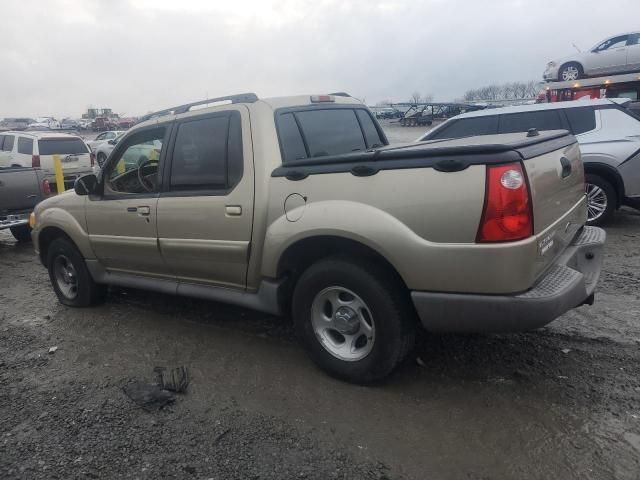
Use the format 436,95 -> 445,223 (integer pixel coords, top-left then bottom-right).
516,132 -> 586,276
37,137 -> 93,177
0,167 -> 44,212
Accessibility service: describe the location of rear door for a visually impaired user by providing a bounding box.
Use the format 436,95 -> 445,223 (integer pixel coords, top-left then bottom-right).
587,35 -> 629,74
156,107 -> 254,289
85,125 -> 171,277
626,33 -> 640,69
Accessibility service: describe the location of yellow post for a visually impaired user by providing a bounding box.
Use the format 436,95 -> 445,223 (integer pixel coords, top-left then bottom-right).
53,155 -> 65,193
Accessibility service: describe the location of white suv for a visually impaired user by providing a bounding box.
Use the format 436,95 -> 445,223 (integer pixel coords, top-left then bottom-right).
0,131 -> 94,191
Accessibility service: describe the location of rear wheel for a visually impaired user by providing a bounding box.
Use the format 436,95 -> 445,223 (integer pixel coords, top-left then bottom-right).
585,174 -> 616,226
559,62 -> 583,81
10,225 -> 32,243
47,237 -> 106,307
292,256 -> 416,383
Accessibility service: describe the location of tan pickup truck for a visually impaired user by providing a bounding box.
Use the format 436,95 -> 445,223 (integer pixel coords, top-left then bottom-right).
30,93 -> 605,382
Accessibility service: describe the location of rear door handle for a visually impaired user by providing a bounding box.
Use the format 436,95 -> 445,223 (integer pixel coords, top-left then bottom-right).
127,206 -> 151,216
225,205 -> 242,216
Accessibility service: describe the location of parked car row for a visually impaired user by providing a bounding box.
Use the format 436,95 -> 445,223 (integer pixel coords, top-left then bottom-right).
418,98 -> 640,226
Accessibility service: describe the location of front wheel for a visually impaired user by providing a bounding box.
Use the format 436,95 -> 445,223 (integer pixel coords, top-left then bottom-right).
559,62 -> 583,81
585,174 -> 616,226
47,237 -> 106,307
292,256 -> 416,383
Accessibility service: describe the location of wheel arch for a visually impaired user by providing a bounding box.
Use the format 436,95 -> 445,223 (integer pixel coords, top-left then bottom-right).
276,235 -> 410,310
584,162 -> 625,207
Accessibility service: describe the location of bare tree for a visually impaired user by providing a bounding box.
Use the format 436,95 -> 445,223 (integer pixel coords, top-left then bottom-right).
462,80 -> 541,102
409,91 -> 422,104
422,93 -> 434,103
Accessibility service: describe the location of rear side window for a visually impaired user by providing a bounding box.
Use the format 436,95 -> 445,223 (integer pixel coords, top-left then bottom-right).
500,110 -> 564,133
356,110 -> 384,148
169,112 -> 243,191
278,113 -> 307,161
1,135 -> 14,152
277,108 -> 384,163
565,107 -> 597,135
18,137 -> 33,155
38,138 -> 89,155
429,116 -> 499,140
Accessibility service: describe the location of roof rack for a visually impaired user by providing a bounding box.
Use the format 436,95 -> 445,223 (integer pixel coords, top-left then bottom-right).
137,92 -> 259,123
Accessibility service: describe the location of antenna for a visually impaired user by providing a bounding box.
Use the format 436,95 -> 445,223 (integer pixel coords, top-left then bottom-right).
572,43 -> 581,53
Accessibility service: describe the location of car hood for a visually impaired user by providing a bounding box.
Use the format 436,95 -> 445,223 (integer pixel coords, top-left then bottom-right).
547,52 -> 586,66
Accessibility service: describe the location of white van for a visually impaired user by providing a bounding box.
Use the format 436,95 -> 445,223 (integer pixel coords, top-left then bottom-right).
0,131 -> 94,191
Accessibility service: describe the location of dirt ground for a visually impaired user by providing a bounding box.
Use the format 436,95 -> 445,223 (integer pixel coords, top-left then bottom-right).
2,126 -> 640,479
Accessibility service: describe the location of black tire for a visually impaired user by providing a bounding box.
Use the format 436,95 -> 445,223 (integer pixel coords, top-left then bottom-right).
585,174 -> 616,226
292,256 -> 416,383
47,237 -> 106,307
559,62 -> 583,81
10,225 -> 32,243
97,152 -> 107,167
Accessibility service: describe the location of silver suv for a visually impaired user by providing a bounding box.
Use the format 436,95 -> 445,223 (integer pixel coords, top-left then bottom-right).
418,98 -> 640,225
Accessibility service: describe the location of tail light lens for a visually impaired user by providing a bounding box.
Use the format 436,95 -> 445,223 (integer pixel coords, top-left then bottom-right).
32,155 -> 41,168
477,162 -> 533,242
42,179 -> 51,196
90,152 -> 95,166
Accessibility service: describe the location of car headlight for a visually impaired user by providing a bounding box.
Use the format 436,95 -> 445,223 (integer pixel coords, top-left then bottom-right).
547,61 -> 556,68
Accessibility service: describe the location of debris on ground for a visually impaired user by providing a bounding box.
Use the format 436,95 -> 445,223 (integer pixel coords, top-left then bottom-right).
154,366 -> 190,393
561,348 -> 572,354
48,346 -> 58,354
122,381 -> 175,411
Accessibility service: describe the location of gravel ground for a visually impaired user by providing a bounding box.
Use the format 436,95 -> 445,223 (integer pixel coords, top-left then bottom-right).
1,125 -> 640,479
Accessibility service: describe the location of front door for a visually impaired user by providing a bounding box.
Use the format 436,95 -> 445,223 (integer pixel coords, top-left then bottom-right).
156,107 -> 254,289
86,124 -> 172,278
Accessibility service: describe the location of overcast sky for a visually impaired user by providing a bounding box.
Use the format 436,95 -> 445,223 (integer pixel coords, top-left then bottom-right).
1,0 -> 638,118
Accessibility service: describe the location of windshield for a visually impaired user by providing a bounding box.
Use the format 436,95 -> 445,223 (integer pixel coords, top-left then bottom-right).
38,138 -> 89,155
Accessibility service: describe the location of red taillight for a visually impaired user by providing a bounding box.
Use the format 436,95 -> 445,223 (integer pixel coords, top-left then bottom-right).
477,162 -> 533,243
32,155 -> 41,168
42,179 -> 51,196
90,152 -> 95,166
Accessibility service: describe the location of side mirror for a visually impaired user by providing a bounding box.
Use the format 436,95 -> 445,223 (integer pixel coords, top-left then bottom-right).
74,174 -> 99,196
108,139 -> 118,145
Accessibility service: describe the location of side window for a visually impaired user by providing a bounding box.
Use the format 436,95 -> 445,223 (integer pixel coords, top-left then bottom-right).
1,135 -> 15,152
429,116 -> 499,140
278,113 -> 307,162
17,137 -> 33,155
295,109 -> 366,158
105,132 -> 116,140
596,35 -> 628,51
95,133 -> 106,141
500,110 -> 564,134
0,135 -> 4,151
107,127 -> 165,194
628,33 -> 639,46
565,107 -> 597,135
355,110 -> 384,148
169,113 -> 243,191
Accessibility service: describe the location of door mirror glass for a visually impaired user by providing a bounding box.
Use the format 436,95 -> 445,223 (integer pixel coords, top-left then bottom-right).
108,139 -> 118,145
74,174 -> 99,196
